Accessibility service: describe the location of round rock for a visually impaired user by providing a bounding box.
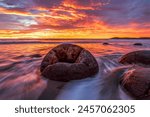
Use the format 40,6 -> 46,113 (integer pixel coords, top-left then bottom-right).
40,44 -> 99,81
121,67 -> 150,99
119,50 -> 150,65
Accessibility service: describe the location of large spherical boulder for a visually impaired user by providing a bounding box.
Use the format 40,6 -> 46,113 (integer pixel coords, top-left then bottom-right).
121,67 -> 150,99
40,44 -> 99,81
119,50 -> 150,65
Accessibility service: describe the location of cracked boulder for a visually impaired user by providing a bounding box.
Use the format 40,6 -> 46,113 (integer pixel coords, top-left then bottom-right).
121,67 -> 150,99
40,44 -> 99,81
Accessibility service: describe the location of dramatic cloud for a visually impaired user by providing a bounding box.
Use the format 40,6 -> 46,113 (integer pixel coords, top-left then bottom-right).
0,0 -> 149,39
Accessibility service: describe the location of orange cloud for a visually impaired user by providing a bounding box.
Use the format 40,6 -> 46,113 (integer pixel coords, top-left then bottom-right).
0,7 -> 32,16
0,0 -> 149,39
62,0 -> 94,10
0,23 -> 150,39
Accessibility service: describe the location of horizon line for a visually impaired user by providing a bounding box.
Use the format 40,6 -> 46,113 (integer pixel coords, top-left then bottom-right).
0,37 -> 150,40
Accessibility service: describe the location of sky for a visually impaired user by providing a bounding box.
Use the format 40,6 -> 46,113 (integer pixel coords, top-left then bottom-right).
0,0 -> 149,39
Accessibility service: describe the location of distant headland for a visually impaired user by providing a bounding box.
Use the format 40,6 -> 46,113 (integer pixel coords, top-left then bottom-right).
111,37 -> 150,39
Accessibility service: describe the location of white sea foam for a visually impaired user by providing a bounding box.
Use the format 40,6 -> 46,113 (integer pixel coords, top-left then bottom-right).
57,58 -> 133,100
57,73 -> 100,100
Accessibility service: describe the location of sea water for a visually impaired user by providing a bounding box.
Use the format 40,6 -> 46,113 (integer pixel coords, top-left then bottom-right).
0,39 -> 150,100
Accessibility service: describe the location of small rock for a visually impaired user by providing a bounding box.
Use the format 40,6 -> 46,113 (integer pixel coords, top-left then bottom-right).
133,43 -> 143,46
30,54 -> 42,58
103,42 -> 109,45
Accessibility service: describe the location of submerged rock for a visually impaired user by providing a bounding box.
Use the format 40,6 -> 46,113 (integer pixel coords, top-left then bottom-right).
121,67 -> 150,99
133,43 -> 143,46
30,54 -> 42,58
119,50 -> 150,65
40,44 -> 99,81
102,42 -> 109,45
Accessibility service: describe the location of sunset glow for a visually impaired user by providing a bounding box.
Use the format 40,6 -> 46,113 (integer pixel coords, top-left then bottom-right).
0,0 -> 149,39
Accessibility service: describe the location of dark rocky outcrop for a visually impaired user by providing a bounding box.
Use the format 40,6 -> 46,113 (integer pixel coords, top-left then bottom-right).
121,67 -> 150,99
40,44 -> 99,81
119,50 -> 150,65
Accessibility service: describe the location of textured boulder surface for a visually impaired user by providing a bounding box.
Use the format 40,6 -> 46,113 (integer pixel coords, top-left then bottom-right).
121,67 -> 150,99
40,44 -> 99,81
119,50 -> 150,65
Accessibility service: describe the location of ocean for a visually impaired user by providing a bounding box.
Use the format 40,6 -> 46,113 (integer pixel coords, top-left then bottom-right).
0,39 -> 150,100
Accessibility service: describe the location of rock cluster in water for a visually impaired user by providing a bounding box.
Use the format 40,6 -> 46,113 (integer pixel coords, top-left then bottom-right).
40,44 -> 99,82
119,50 -> 150,99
